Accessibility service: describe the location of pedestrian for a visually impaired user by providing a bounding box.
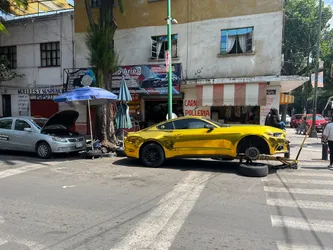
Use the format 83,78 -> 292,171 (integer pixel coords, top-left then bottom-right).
322,121 -> 333,168
266,108 -> 282,129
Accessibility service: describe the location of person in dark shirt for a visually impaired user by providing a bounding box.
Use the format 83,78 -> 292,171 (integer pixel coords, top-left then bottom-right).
265,108 -> 282,129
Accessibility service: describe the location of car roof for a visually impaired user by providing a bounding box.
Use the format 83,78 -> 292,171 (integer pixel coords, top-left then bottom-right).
0,116 -> 46,120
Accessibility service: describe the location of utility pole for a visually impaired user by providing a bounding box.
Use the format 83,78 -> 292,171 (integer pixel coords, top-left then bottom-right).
309,0 -> 322,138
167,0 -> 173,120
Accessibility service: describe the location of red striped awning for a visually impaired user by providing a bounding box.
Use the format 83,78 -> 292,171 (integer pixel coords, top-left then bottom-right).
196,83 -> 267,106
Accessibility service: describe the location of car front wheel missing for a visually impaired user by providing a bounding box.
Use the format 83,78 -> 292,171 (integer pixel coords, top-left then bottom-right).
238,163 -> 268,177
140,143 -> 165,168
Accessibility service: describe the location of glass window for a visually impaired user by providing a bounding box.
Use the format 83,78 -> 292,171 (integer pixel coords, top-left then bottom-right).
157,121 -> 175,130
40,42 -> 60,67
151,34 -> 178,59
0,46 -> 17,69
173,118 -> 210,129
220,27 -> 253,55
14,120 -> 31,131
0,119 -> 13,130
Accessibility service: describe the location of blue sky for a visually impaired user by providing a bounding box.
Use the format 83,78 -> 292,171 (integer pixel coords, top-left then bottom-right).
324,0 -> 333,26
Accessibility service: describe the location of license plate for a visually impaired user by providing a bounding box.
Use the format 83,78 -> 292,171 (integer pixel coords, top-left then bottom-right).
76,142 -> 83,148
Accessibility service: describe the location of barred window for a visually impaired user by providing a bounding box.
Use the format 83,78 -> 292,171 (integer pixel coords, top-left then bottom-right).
151,34 -> 178,60
0,46 -> 17,69
40,42 -> 60,67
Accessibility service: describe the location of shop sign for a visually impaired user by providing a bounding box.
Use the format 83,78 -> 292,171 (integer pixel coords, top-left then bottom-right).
183,97 -> 211,118
259,87 -> 280,125
18,94 -> 29,112
111,63 -> 182,96
64,68 -> 96,91
32,95 -> 57,100
17,88 -> 63,95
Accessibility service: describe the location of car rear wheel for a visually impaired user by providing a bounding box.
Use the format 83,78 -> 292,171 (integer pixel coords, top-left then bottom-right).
140,143 -> 165,168
238,163 -> 268,177
36,142 -> 52,159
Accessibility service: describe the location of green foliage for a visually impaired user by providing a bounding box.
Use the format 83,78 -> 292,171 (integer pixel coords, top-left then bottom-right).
0,55 -> 23,82
85,21 -> 119,88
0,0 -> 29,33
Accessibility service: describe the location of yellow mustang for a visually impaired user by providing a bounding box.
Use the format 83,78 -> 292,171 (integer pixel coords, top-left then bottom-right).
124,116 -> 289,167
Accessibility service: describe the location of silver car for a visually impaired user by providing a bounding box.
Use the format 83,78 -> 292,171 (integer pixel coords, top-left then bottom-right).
0,110 -> 86,159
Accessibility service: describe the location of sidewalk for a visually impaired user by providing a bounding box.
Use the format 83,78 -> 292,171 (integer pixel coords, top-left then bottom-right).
286,128 -> 328,168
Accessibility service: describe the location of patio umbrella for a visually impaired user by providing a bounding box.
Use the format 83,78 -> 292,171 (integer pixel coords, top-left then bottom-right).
54,87 -> 118,150
116,79 -> 132,140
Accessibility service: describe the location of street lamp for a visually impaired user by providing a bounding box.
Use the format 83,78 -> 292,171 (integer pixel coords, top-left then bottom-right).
166,0 -> 177,120
309,0 -> 322,138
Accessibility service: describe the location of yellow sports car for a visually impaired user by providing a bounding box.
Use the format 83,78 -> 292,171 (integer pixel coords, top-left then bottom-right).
124,116 -> 289,168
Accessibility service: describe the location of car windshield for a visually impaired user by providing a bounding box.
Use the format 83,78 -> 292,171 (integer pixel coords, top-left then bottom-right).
306,115 -> 324,120
30,118 -> 47,129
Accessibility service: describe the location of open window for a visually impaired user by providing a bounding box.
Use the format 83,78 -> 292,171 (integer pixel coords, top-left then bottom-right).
220,27 -> 253,55
151,34 -> 178,60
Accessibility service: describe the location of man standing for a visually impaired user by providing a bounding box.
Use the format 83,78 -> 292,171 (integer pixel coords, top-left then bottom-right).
322,121 -> 333,168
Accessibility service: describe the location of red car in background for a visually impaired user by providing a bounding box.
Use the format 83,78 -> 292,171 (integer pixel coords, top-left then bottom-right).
305,114 -> 327,132
291,114 -> 303,128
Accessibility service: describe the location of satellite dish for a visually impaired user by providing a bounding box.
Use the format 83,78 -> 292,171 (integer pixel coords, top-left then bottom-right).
81,75 -> 93,87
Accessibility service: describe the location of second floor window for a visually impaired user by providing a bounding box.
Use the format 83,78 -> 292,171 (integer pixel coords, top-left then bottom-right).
151,34 -> 178,60
0,46 -> 17,69
40,42 -> 60,67
91,0 -> 100,7
221,27 -> 253,55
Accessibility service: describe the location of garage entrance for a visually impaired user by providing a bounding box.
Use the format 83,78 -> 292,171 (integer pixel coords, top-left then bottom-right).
30,100 -> 59,118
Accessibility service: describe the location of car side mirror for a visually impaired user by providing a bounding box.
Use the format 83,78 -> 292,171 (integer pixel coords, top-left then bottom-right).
204,124 -> 214,131
24,128 -> 32,132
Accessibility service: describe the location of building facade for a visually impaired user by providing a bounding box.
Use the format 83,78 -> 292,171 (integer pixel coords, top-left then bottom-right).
74,0 -> 306,127
0,10 -> 80,120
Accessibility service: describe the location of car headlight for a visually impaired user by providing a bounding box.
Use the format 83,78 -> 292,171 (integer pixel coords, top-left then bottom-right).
265,132 -> 284,138
52,137 -> 68,142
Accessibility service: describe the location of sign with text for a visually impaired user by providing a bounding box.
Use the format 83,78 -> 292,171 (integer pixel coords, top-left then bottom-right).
183,89 -> 211,118
311,71 -> 324,87
111,63 -> 182,95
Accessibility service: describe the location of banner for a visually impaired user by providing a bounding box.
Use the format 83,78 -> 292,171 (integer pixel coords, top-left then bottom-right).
64,68 -> 96,91
311,71 -> 324,88
111,63 -> 182,95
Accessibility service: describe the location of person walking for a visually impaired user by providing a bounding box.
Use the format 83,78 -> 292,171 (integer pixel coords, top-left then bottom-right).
322,121 -> 333,168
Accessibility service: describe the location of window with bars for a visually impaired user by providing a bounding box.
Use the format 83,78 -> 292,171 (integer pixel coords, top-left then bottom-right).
91,0 -> 100,7
220,27 -> 253,55
151,34 -> 178,60
0,46 -> 17,69
40,42 -> 60,67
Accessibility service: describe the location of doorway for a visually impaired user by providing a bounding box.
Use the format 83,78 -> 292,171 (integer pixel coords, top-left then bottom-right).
2,95 -> 11,117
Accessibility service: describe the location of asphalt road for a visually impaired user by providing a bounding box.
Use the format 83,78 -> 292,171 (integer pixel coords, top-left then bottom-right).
1,150 -> 333,250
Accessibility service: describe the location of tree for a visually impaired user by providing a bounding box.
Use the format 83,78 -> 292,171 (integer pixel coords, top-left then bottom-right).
0,0 -> 28,33
0,55 -> 23,82
282,0 -> 333,113
84,0 -> 124,149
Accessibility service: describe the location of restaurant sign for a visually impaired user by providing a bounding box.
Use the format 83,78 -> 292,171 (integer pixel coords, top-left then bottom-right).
111,63 -> 182,95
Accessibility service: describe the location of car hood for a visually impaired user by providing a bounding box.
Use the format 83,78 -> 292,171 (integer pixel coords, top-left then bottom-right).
41,110 -> 79,132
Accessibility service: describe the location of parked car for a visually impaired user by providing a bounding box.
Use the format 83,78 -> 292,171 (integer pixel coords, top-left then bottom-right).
305,114 -> 328,132
124,116 -> 289,168
0,110 -> 86,159
279,114 -> 291,127
290,114 -> 303,128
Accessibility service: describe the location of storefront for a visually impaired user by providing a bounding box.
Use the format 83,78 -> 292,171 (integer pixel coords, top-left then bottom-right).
111,63 -> 183,128
183,82 -> 267,124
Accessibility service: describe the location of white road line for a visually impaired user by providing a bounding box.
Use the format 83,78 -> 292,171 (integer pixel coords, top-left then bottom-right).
277,171 -> 333,177
271,215 -> 333,233
262,177 -> 333,185
267,198 -> 333,211
0,238 -> 8,246
111,171 -> 211,250
277,241 -> 333,250
0,162 -> 59,179
264,186 -> 333,196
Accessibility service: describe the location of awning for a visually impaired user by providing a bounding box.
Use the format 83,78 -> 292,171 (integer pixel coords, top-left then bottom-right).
280,94 -> 294,105
196,83 -> 267,107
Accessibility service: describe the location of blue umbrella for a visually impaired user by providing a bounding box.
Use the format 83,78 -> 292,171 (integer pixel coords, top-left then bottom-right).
116,79 -> 132,130
54,87 -> 118,150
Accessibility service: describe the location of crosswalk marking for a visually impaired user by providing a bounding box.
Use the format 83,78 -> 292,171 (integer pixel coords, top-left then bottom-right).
271,215 -> 333,233
276,171 -> 332,177
263,177 -> 333,185
264,186 -> 333,196
267,198 -> 333,210
277,241 -> 333,250
0,162 -> 59,179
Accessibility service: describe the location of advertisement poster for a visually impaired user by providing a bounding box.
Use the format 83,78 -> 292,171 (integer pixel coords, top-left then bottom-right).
64,68 -> 96,91
111,63 -> 182,95
260,86 -> 280,125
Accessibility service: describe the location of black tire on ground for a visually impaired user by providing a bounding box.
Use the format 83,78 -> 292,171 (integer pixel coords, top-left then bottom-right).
238,163 -> 269,177
36,142 -> 52,159
140,142 -> 165,168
